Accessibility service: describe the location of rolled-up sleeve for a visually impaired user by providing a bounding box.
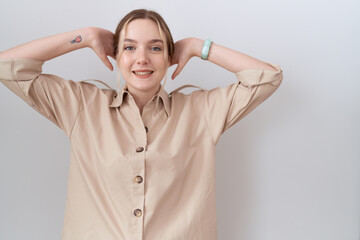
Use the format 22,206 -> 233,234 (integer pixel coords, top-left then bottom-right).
203,62 -> 283,144
0,59 -> 81,138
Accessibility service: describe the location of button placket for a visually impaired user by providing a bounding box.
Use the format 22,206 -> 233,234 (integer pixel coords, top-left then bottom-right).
126,102 -> 148,240
131,123 -> 147,237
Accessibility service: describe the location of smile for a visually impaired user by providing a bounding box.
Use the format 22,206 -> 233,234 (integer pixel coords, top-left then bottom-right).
132,70 -> 154,79
133,71 -> 153,75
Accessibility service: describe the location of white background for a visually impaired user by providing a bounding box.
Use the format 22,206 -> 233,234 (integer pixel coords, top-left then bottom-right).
0,0 -> 359,239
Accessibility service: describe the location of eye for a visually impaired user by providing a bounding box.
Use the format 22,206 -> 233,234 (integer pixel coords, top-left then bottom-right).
150,46 -> 162,52
124,45 -> 135,51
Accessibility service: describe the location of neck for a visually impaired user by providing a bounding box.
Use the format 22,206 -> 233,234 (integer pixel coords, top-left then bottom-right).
127,84 -> 161,114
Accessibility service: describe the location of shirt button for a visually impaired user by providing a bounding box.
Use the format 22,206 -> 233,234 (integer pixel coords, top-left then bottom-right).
145,126 -> 148,133
134,175 -> 143,183
134,209 -> 142,217
136,147 -> 144,152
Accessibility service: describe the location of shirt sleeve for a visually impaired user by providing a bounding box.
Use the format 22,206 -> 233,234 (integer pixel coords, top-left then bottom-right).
203,62 -> 283,144
0,59 -> 81,138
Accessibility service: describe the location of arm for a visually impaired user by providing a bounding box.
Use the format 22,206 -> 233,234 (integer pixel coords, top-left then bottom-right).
0,27 -> 115,70
0,27 -> 115,137
171,38 -> 277,80
170,37 -> 283,143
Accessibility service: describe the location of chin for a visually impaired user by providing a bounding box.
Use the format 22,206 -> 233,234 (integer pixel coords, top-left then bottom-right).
128,81 -> 161,93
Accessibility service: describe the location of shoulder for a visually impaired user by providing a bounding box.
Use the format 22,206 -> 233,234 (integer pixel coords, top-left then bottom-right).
77,79 -> 115,94
75,79 -> 116,106
170,85 -> 205,102
170,83 -> 237,101
169,84 -> 224,110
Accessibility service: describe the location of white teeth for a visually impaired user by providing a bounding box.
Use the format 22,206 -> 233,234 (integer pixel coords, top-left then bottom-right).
134,71 -> 152,75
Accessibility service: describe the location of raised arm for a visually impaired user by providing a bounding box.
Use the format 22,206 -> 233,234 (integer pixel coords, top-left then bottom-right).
171,38 -> 278,79
170,37 -> 283,143
0,27 -> 115,137
0,27 -> 115,71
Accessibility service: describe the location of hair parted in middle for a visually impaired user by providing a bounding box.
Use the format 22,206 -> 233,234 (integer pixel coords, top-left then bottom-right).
113,9 -> 174,64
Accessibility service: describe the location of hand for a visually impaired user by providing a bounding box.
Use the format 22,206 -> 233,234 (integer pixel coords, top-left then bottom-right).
171,38 -> 201,80
88,27 -> 115,71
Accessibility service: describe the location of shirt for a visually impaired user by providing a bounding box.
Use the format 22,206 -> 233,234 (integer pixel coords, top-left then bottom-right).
0,59 -> 283,240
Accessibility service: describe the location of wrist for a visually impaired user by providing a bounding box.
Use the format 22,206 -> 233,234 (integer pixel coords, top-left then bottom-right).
83,27 -> 108,49
189,38 -> 203,58
83,27 -> 97,48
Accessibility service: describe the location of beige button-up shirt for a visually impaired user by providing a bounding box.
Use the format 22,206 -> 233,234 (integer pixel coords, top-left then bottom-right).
0,59 -> 283,240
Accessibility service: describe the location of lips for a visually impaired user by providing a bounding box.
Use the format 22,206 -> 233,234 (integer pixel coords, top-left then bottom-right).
132,70 -> 154,79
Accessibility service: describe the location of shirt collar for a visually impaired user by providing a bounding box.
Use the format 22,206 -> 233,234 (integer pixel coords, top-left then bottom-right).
109,83 -> 171,117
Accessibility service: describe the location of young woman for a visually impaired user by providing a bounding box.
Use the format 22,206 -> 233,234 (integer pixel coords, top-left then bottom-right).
0,9 -> 283,240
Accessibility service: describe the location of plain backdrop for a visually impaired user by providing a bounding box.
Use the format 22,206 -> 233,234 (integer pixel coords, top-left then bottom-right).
0,0 -> 359,239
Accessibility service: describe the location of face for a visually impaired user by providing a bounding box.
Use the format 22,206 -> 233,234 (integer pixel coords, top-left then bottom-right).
117,19 -> 169,96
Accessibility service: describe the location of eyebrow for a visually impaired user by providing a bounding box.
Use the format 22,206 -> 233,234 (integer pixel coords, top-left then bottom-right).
124,38 -> 163,44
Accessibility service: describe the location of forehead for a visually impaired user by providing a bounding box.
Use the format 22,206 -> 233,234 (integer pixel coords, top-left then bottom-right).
124,19 -> 161,40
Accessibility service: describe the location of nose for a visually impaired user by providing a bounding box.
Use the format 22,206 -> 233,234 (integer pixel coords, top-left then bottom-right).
136,48 -> 149,65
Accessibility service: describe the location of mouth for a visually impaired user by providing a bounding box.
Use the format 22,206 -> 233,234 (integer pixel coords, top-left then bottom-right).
132,70 -> 154,79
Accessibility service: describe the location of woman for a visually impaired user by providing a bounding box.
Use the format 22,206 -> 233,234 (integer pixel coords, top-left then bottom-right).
0,9 -> 282,240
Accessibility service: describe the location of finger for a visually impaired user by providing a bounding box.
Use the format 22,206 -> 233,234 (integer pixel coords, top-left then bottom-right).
102,56 -> 113,71
171,66 -> 178,80
107,47 -> 116,60
107,52 -> 116,60
170,51 -> 180,66
172,63 -> 183,80
170,58 -> 178,67
94,51 -> 112,71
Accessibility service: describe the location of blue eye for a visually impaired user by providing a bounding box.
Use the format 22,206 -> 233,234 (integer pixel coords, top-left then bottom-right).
151,46 -> 161,51
124,46 -> 134,51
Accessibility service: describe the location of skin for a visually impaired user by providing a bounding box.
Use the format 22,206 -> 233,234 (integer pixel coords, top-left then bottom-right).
0,20 -> 278,114
117,19 -> 170,110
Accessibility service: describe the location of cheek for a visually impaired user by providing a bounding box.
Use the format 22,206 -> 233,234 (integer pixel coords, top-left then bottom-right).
154,56 -> 167,69
118,55 -> 132,72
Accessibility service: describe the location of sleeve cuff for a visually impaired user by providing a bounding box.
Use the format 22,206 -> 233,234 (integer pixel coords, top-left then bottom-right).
235,62 -> 283,87
0,59 -> 44,81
